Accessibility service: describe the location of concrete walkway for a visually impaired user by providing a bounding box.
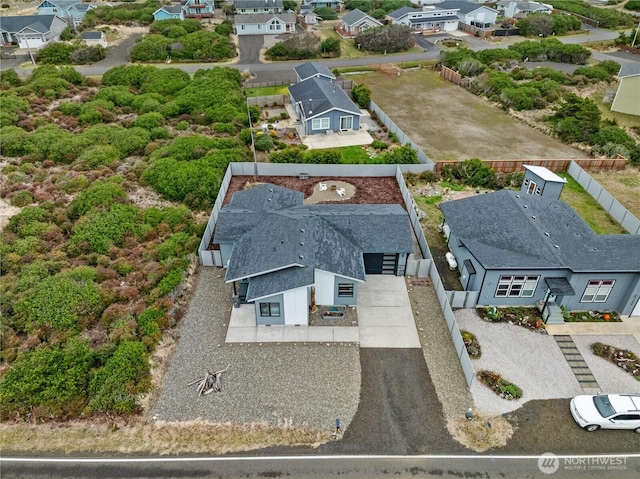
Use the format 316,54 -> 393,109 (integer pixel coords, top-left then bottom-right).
225,275 -> 421,348
546,315 -> 640,344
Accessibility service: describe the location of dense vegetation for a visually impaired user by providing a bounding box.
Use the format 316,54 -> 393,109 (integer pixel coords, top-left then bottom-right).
0,64 -> 253,421
130,19 -> 236,63
82,0 -> 161,28
343,0 -> 413,19
354,24 -> 413,54
265,34 -> 340,60
545,0 -> 638,28
269,144 -> 418,164
36,42 -> 106,65
516,13 -> 582,37
439,43 -> 639,161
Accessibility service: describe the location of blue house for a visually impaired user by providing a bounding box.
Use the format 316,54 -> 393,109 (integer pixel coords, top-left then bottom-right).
213,183 -> 414,325
234,0 -> 284,15
182,0 -> 215,19
303,0 -> 344,10
153,5 -> 185,21
288,75 -> 362,135
37,0 -> 96,26
439,167 -> 640,321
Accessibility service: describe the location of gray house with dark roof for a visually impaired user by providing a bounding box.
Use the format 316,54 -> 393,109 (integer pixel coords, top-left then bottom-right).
0,14 -> 67,49
213,183 -> 414,325
340,8 -> 382,35
387,6 -> 460,32
289,76 -> 362,135
440,168 -> 640,319
294,61 -> 335,82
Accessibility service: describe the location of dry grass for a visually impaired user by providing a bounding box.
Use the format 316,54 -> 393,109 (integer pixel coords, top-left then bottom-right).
0,420 -> 330,455
589,167 -> 640,220
447,412 -> 514,452
352,69 -> 588,162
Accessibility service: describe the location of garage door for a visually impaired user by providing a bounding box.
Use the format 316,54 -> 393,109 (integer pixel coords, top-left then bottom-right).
364,253 -> 397,275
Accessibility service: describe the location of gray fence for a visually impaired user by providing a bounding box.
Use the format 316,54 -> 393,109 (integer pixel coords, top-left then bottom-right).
568,161 -> 640,235
446,290 -> 479,308
198,166 -> 234,266
369,100 -> 434,166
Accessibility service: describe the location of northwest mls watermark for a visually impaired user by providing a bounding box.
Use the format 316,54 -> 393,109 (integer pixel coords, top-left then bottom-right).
538,452 -> 629,475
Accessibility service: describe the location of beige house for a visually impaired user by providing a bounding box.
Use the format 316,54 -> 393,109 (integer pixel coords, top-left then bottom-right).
611,63 -> 640,117
82,31 -> 107,48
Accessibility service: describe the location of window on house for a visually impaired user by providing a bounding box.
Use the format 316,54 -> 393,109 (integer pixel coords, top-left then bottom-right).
581,280 -> 614,303
527,180 -> 537,195
338,283 -> 354,298
241,24 -> 245,30
259,302 -> 281,317
311,117 -> 330,130
495,276 -> 539,298
258,24 -> 262,29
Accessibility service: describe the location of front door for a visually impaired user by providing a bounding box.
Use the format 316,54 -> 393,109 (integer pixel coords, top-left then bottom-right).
340,116 -> 353,131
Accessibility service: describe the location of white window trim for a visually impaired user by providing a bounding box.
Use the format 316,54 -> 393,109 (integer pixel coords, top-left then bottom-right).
495,275 -> 539,298
311,117 -> 330,130
339,115 -> 353,131
581,280 -> 615,303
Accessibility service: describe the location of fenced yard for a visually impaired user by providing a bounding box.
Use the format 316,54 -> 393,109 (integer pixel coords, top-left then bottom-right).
351,69 -> 590,163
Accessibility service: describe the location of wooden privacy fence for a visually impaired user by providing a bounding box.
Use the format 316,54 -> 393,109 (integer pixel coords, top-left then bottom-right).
434,158 -> 627,174
440,65 -> 461,85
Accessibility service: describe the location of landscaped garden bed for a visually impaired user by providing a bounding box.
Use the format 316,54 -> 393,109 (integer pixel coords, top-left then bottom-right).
479,307 -> 545,333
478,370 -> 523,401
591,342 -> 640,381
562,309 -> 621,322
461,330 -> 481,359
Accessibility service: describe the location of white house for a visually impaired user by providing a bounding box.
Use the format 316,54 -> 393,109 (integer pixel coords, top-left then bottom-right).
387,6 -> 460,32
82,30 -> 107,48
340,8 -> 382,36
235,13 -> 297,35
0,14 -> 67,50
234,0 -> 284,14
437,1 -> 498,29
496,1 -> 553,19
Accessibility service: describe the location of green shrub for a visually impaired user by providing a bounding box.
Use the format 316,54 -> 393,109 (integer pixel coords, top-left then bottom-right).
36,42 -> 77,64
102,64 -> 157,89
0,126 -> 30,156
68,179 -> 127,219
313,6 -> 338,19
94,85 -> 137,107
16,267 -> 103,331
10,190 -> 34,207
68,203 -> 140,255
382,144 -> 418,164
157,268 -> 183,296
140,67 -> 190,96
355,24 -> 412,53
352,84 -> 371,108
137,307 -> 164,341
77,144 -> 121,169
254,133 -> 274,152
215,20 -> 234,36
442,158 -> 496,187
88,341 -> 149,415
0,93 -> 30,127
176,120 -> 189,131
0,336 -> 93,420
371,139 -> 389,150
134,111 -> 165,129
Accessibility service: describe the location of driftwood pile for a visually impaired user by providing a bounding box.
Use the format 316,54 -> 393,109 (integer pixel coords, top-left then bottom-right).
188,364 -> 230,396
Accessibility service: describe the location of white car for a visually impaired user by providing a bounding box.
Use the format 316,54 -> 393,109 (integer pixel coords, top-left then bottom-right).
570,394 -> 640,433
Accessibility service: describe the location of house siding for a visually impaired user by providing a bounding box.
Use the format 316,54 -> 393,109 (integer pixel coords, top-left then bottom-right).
283,286 -> 308,324
563,272 -> 639,313
255,293 -> 285,325
305,109 -> 360,135
478,269 -> 550,307
333,276 -> 357,305
154,10 -> 183,21
219,243 -> 233,266
611,76 -> 640,116
314,268 -> 337,305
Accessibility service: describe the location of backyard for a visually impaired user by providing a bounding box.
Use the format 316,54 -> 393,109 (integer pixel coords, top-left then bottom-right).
350,69 -> 590,162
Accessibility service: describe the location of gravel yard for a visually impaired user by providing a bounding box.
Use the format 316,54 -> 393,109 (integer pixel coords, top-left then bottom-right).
455,309 -> 582,416
154,268 -> 361,431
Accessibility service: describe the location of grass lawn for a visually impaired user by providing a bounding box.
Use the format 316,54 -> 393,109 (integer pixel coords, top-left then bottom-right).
589,82 -> 640,131
244,85 -> 289,97
588,167 -> 640,220
558,173 -> 628,234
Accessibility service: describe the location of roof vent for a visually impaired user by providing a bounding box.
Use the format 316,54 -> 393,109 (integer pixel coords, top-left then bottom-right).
524,205 -> 528,209
300,242 -> 304,246
267,198 -> 272,201
299,255 -> 304,259
532,215 -> 536,219
515,195 -> 520,198
544,232 -> 549,236
554,245 -> 560,249
300,228 -> 305,233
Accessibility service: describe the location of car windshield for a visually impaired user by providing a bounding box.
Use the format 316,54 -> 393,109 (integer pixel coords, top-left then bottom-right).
593,395 -> 616,418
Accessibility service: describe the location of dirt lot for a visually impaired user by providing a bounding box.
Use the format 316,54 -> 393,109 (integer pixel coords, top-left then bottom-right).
352,69 -> 589,162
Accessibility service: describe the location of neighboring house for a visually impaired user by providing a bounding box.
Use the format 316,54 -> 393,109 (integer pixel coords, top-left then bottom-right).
303,0 -> 344,11
213,183 -> 414,325
611,62 -> 640,117
234,0 -> 284,15
37,0 -> 96,27
301,11 -> 322,25
341,8 -> 382,35
294,61 -> 335,82
437,1 -> 498,29
82,30 -> 107,48
234,13 -> 296,35
289,76 -> 362,135
387,6 -> 460,32
153,5 -> 185,21
0,14 -> 67,49
496,1 -> 552,18
439,166 -> 640,320
182,0 -> 215,19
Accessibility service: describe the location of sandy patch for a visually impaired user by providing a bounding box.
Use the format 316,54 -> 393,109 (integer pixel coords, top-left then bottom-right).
0,198 -> 20,231
305,180 -> 356,204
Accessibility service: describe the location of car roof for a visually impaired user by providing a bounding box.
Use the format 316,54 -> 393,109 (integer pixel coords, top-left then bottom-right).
608,394 -> 640,414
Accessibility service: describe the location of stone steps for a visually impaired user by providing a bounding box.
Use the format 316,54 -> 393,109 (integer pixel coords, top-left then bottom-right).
554,335 -> 600,390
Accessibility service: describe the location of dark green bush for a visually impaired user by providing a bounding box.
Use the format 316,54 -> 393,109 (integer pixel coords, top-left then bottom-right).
134,111 -> 165,129
352,84 -> 371,108
254,133 -> 275,152
68,179 -> 127,219
442,158 -> 497,187
355,24 -> 412,53
68,203 -> 140,255
0,93 -> 31,127
313,6 -> 338,19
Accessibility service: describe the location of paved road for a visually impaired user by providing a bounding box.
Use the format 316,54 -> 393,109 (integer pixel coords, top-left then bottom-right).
3,454 -> 640,478
91,33 -> 142,68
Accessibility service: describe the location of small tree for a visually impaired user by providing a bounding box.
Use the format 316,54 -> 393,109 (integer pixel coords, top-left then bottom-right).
352,84 -> 371,108
355,24 -> 412,54
314,7 -> 338,20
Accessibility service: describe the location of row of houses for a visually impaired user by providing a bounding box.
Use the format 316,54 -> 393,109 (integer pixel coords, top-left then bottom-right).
203,161 -> 640,327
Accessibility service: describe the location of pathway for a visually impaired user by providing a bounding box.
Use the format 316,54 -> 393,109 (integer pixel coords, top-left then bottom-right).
554,335 -> 599,391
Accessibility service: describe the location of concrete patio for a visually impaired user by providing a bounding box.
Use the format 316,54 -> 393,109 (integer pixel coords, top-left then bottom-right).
226,275 -> 421,348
